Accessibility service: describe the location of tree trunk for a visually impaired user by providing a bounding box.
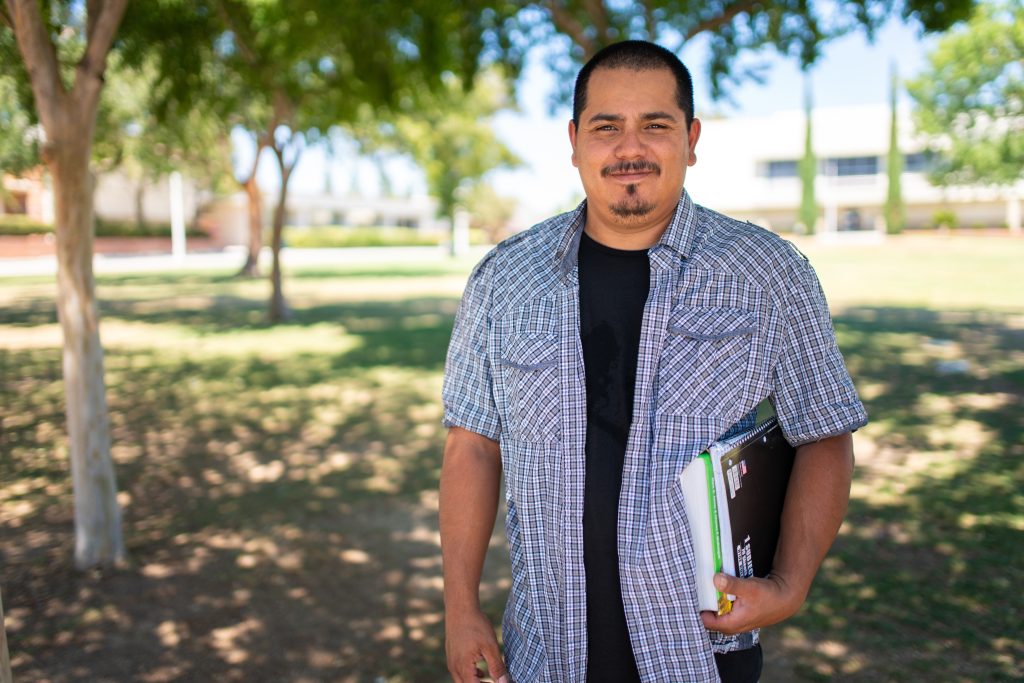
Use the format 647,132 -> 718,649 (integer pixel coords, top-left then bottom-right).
8,0 -> 129,572
268,158 -> 294,323
0,586 -> 12,683
51,140 -> 127,570
134,181 -> 146,230
237,172 -> 263,277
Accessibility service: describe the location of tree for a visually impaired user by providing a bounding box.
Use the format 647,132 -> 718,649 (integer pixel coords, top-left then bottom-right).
152,0 -> 524,320
885,62 -> 905,234
526,0 -> 977,101
465,181 -> 519,243
1,0 -> 129,569
93,53 -> 234,230
907,0 -> 1024,187
799,72 -> 817,234
355,68 -> 521,255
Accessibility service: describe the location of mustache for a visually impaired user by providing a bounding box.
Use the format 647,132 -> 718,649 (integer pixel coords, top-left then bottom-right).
601,160 -> 661,176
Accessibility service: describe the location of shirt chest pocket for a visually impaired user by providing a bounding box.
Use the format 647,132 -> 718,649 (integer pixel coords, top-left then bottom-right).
498,333 -> 560,443
656,307 -> 757,418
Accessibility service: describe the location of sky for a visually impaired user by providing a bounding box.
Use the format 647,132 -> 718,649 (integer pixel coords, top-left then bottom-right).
268,14 -> 943,227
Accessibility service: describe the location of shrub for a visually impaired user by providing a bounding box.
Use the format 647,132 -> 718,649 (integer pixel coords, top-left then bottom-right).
0,216 -> 207,238
94,218 -> 207,238
282,226 -> 457,248
931,209 -> 959,230
0,215 -> 52,235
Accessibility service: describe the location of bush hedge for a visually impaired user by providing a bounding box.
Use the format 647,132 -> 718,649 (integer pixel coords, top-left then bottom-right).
0,215 -> 51,235
282,225 -> 489,248
0,215 -> 207,238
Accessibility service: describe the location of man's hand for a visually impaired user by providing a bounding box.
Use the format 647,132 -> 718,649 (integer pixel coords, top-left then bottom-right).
445,607 -> 509,683
700,572 -> 804,635
440,427 -> 506,682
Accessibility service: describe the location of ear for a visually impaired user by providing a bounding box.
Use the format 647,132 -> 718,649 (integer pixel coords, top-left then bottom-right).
568,119 -> 579,167
687,118 -> 702,167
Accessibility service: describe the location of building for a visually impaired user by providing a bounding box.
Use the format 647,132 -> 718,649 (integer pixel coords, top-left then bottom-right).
1,169 -> 52,223
2,168 -> 439,249
686,104 -> 1023,236
282,192 -> 438,231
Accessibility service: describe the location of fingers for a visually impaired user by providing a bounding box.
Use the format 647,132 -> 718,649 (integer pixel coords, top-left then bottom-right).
714,572 -> 743,598
701,574 -> 769,635
482,646 -> 509,683
445,613 -> 507,683
701,572 -> 804,635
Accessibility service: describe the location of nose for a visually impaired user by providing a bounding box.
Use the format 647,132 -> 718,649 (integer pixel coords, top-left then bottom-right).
614,126 -> 646,159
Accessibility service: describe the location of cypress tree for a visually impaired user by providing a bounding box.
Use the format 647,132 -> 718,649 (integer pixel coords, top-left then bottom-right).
798,72 -> 818,235
885,62 -> 906,234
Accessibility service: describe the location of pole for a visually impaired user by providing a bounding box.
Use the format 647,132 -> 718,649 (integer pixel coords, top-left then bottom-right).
169,171 -> 186,263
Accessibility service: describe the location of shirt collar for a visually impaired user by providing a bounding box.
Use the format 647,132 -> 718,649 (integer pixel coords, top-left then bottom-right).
554,190 -> 701,280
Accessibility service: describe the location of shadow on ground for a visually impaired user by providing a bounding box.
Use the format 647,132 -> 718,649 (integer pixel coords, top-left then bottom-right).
761,307 -> 1023,682
2,295 -> 1022,681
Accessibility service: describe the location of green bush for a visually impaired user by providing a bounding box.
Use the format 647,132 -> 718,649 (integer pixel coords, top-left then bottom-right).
931,209 -> 959,230
94,218 -> 207,238
283,226 -> 443,248
283,225 -> 496,248
0,216 -> 207,238
0,215 -> 52,235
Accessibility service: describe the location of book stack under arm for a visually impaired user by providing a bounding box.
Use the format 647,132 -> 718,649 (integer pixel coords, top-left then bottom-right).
679,402 -> 796,615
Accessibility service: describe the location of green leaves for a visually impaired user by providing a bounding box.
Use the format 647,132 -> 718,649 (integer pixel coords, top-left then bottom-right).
529,0 -> 979,103
355,68 -> 521,222
908,1 -> 1024,186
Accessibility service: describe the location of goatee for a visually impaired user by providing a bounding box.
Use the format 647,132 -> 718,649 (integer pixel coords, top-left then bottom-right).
610,183 -> 655,218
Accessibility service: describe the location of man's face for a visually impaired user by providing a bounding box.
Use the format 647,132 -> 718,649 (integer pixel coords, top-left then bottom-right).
569,66 -> 700,240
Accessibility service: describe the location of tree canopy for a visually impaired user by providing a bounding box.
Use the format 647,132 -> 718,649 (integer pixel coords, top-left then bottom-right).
907,0 -> 1024,186
524,0 -> 978,102
354,68 -> 521,231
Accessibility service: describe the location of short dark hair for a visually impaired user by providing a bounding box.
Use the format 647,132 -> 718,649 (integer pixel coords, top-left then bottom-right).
572,40 -> 694,128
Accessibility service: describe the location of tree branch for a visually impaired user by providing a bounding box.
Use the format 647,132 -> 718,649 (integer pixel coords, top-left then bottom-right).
542,0 -> 597,59
686,0 -> 762,39
75,0 -> 128,111
582,0 -> 611,45
639,0 -> 657,38
6,0 -> 66,128
213,0 -> 260,67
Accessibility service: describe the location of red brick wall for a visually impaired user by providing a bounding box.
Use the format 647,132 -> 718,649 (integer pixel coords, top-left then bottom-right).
0,235 -> 217,259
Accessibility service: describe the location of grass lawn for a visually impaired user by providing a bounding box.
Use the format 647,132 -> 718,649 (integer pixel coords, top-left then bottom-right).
1,234 -> 1022,682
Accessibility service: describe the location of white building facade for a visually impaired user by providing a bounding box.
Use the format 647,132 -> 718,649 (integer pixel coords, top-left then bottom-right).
686,104 -> 1022,236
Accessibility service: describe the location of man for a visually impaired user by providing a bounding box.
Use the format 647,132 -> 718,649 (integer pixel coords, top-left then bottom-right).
440,40 -> 866,683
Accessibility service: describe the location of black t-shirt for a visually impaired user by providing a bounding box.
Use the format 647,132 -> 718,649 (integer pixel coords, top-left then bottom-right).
577,230 -> 764,683
579,230 -> 648,683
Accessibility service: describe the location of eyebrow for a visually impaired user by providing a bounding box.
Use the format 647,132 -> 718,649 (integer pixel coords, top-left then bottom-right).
586,111 -> 679,124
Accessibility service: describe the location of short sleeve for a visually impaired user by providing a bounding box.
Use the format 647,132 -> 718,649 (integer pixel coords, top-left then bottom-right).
442,258 -> 501,440
772,256 -> 867,445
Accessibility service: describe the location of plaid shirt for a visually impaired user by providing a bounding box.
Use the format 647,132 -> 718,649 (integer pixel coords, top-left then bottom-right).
443,192 -> 867,683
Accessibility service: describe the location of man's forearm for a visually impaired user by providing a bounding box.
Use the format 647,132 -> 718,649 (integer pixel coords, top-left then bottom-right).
439,427 -> 503,612
772,431 -> 855,605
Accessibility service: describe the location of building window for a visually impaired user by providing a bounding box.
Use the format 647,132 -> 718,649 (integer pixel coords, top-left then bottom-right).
763,160 -> 799,178
825,156 -> 879,177
3,191 -> 28,214
904,152 -> 933,173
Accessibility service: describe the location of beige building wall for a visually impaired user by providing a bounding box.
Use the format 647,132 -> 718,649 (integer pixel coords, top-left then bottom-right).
687,104 -> 1022,234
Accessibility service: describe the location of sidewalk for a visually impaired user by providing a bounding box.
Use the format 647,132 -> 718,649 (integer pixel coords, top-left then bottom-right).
0,245 -> 488,278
